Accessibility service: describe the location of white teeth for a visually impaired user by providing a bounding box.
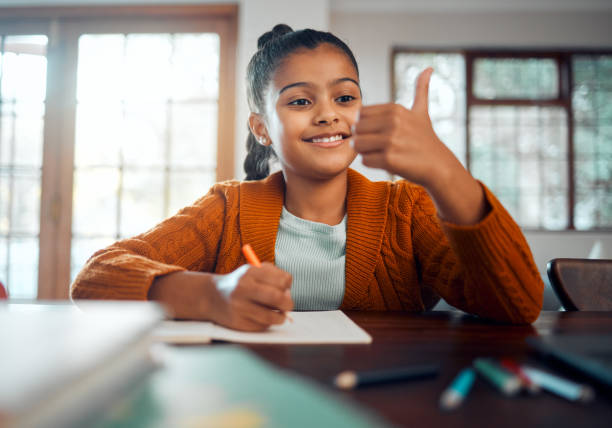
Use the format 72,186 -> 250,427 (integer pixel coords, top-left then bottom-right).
311,135 -> 343,143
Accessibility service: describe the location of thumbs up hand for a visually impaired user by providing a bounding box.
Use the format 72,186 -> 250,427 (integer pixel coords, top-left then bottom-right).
352,68 -> 453,188
352,68 -> 488,225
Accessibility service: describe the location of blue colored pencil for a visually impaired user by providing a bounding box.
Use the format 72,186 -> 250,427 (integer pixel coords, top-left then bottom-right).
439,368 -> 476,411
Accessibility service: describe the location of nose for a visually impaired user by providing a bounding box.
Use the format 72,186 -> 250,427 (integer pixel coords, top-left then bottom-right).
314,99 -> 339,125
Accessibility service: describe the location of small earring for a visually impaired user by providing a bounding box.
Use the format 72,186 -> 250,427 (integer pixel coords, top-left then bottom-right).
259,136 -> 267,144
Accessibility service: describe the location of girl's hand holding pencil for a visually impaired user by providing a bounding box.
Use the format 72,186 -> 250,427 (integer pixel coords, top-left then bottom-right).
210,245 -> 293,332
242,244 -> 294,323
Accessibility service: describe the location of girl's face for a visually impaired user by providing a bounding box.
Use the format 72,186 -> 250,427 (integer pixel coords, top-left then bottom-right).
258,43 -> 362,181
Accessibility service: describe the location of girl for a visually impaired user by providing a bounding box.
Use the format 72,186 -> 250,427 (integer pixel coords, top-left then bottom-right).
71,24 -> 544,331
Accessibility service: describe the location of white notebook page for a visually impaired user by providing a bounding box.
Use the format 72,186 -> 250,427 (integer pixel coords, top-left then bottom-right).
153,310 -> 372,344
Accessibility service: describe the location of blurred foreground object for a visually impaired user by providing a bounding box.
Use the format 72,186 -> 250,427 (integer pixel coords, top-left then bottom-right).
0,301 -> 165,428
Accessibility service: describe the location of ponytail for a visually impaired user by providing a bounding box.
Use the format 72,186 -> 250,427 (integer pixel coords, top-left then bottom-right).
244,129 -> 275,180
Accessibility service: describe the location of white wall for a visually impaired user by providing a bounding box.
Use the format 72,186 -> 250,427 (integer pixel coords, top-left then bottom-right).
526,232 -> 612,269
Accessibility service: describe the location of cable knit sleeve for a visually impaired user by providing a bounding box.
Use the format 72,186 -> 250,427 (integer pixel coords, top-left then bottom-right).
409,181 -> 544,323
70,185 -> 228,301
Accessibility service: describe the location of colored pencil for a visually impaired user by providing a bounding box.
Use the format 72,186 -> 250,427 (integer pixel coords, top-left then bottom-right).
473,358 -> 521,396
521,366 -> 594,402
334,364 -> 439,390
439,367 -> 476,411
500,359 -> 540,394
242,243 -> 262,267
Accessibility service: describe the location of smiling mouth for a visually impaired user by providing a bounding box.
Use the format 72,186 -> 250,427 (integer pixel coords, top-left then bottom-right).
303,133 -> 350,143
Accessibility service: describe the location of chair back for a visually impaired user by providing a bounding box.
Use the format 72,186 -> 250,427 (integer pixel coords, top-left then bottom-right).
547,258 -> 612,311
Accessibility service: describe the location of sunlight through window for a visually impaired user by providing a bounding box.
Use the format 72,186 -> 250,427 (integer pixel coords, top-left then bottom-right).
0,35 -> 48,298
71,33 -> 220,281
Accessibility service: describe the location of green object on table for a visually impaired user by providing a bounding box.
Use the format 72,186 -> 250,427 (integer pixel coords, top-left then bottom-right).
473,358 -> 521,396
95,346 -> 392,428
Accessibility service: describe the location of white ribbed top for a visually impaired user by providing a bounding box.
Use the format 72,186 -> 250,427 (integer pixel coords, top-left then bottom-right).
275,206 -> 346,311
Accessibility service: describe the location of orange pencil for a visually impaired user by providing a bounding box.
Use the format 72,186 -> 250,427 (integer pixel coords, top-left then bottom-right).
241,244 -> 293,323
242,243 -> 262,267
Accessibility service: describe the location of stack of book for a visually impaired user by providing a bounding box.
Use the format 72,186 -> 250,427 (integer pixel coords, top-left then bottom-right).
0,301 -> 165,428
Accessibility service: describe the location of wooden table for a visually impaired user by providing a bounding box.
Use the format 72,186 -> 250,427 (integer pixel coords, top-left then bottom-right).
241,311 -> 612,428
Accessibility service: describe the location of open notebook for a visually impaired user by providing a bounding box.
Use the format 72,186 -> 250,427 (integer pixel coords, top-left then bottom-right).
153,310 -> 372,344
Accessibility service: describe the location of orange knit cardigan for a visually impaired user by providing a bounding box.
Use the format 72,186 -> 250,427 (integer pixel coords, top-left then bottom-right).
70,169 -> 544,323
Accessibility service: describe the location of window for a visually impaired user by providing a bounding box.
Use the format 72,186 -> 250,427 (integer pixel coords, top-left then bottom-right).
394,53 -> 466,165
573,55 -> 612,229
0,6 -> 237,299
71,32 -> 221,281
0,35 -> 48,298
393,49 -> 612,231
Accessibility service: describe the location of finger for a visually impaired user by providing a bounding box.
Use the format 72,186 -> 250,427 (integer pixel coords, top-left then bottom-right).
351,134 -> 388,154
353,113 -> 389,135
283,289 -> 293,311
232,316 -> 269,332
239,300 -> 287,326
353,104 -> 397,134
248,263 -> 292,290
412,67 -> 433,114
354,103 -> 415,135
360,151 -> 389,170
358,103 -> 395,118
248,283 -> 294,312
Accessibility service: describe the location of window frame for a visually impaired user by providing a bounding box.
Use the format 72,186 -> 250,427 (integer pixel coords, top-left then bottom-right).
0,5 -> 237,299
391,46 -> 612,233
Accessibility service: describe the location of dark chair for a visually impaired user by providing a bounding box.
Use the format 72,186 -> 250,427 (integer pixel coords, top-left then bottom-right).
547,258 -> 612,311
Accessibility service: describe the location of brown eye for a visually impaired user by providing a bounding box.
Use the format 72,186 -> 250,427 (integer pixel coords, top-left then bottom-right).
336,95 -> 355,103
289,98 -> 310,106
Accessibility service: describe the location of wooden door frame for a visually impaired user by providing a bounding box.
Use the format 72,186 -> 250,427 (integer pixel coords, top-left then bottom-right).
1,5 -> 237,299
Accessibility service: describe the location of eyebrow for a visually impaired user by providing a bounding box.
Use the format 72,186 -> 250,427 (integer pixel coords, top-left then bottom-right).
278,77 -> 360,95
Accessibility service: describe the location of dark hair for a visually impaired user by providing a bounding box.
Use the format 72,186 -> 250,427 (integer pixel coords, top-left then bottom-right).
243,24 -> 359,180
